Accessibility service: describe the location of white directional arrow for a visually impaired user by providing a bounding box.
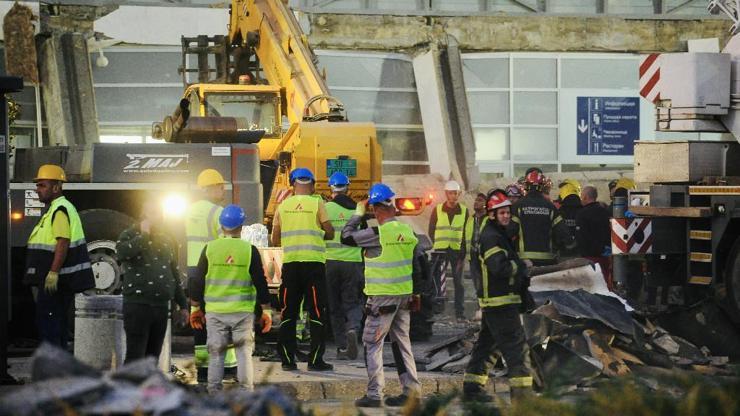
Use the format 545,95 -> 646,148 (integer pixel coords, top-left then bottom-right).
578,119 -> 588,133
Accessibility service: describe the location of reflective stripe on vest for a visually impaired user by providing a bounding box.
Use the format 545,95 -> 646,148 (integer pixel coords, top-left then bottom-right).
325,201 -> 362,262
27,196 -> 92,279
478,293 -> 521,308
186,200 -> 222,267
433,204 -> 467,250
204,237 -> 256,314
364,221 -> 417,296
278,195 -> 325,263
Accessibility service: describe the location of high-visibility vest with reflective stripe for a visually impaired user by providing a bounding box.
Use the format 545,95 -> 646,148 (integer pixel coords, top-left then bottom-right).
433,204 -> 468,251
364,221 -> 417,296
204,237 -> 256,314
325,201 -> 362,262
186,200 -> 223,267
278,195 -> 326,263
25,196 -> 95,292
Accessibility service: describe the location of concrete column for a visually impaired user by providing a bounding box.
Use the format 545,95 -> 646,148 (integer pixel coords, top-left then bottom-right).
38,32 -> 100,147
444,36 -> 479,190
412,48 -> 456,180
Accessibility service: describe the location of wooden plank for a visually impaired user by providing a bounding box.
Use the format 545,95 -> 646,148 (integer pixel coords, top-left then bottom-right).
629,206 -> 711,218
689,230 -> 712,240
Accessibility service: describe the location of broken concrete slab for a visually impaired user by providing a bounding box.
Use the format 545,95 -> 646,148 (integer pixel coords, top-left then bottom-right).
440,355 -> 470,374
0,376 -> 106,416
31,342 -> 100,382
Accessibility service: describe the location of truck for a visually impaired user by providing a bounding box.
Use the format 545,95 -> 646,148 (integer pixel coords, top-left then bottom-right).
7,0 -> 425,341
611,0 -> 740,358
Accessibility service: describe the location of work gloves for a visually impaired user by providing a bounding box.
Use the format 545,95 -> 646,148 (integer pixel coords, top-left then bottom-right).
190,306 -> 206,330
260,309 -> 273,333
44,271 -> 59,294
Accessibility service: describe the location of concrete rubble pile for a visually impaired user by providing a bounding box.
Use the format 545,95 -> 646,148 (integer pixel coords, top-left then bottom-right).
0,344 -> 303,416
420,260 -> 736,392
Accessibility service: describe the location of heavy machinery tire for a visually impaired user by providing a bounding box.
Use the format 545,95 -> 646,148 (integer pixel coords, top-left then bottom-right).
79,209 -> 134,295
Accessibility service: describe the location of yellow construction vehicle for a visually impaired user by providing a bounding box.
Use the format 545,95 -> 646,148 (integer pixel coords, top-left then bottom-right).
152,0 -> 423,223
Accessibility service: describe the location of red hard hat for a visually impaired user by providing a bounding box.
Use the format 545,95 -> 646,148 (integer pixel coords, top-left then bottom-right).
525,170 -> 545,186
487,190 -> 512,211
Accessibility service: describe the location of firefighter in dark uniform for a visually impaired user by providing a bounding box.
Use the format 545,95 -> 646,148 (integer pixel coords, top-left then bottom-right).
556,179 -> 582,258
463,190 -> 534,402
512,168 -> 574,267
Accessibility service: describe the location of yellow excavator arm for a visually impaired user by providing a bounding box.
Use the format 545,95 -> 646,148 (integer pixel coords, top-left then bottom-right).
153,0 -> 425,223
228,0 -> 331,122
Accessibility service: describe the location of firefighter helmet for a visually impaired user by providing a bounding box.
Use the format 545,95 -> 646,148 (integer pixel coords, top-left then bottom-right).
487,189 -> 512,211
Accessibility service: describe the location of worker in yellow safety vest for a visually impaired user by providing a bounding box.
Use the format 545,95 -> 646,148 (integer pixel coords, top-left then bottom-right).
428,180 -> 472,320
186,168 -> 236,381
272,168 -> 335,371
324,172 -> 364,360
341,183 -> 423,408
190,204 -> 272,393
25,165 -> 95,348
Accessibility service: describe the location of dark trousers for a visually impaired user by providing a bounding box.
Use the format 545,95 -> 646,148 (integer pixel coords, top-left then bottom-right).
278,261 -> 328,365
325,260 -> 364,349
431,249 -> 466,317
123,302 -> 169,364
35,287 -> 74,348
465,305 -> 532,387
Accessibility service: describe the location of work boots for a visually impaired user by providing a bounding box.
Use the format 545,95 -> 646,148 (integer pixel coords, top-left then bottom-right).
462,382 -> 494,402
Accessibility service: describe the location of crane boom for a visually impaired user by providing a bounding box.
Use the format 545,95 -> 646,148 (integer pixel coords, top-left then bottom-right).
228,0 -> 331,122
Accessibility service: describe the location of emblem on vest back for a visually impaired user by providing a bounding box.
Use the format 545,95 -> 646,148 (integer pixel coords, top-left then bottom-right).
295,203 -> 303,210
225,255 -> 235,264
397,234 -> 405,242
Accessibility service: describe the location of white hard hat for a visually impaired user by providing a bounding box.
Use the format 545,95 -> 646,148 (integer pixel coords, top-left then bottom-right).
444,180 -> 461,192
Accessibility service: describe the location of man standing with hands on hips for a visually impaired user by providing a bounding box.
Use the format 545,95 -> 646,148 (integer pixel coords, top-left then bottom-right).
342,183 -> 424,408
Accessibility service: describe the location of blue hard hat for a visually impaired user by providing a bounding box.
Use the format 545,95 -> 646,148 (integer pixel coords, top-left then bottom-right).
289,168 -> 315,185
219,204 -> 246,229
368,183 -> 395,205
328,172 -> 350,187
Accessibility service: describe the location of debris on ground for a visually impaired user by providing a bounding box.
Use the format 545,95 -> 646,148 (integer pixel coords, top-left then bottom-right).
420,261 -> 736,394
0,344 -> 305,416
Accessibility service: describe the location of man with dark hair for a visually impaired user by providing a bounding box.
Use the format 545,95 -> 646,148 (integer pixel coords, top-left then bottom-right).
576,186 -> 612,288
117,197 -> 189,363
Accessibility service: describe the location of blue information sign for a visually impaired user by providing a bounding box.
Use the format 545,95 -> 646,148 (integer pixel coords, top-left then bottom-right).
577,97 -> 639,156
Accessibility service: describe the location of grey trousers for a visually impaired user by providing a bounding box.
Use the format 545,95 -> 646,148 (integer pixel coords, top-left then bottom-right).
206,312 -> 255,392
363,295 -> 421,399
325,260 -> 364,349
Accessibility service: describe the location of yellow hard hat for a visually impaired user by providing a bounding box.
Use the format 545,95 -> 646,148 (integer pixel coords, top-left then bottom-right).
615,178 -> 635,191
197,169 -> 225,188
558,182 -> 580,201
34,164 -> 66,182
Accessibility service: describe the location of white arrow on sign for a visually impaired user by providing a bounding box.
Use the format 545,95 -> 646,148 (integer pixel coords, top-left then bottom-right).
578,119 -> 588,133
